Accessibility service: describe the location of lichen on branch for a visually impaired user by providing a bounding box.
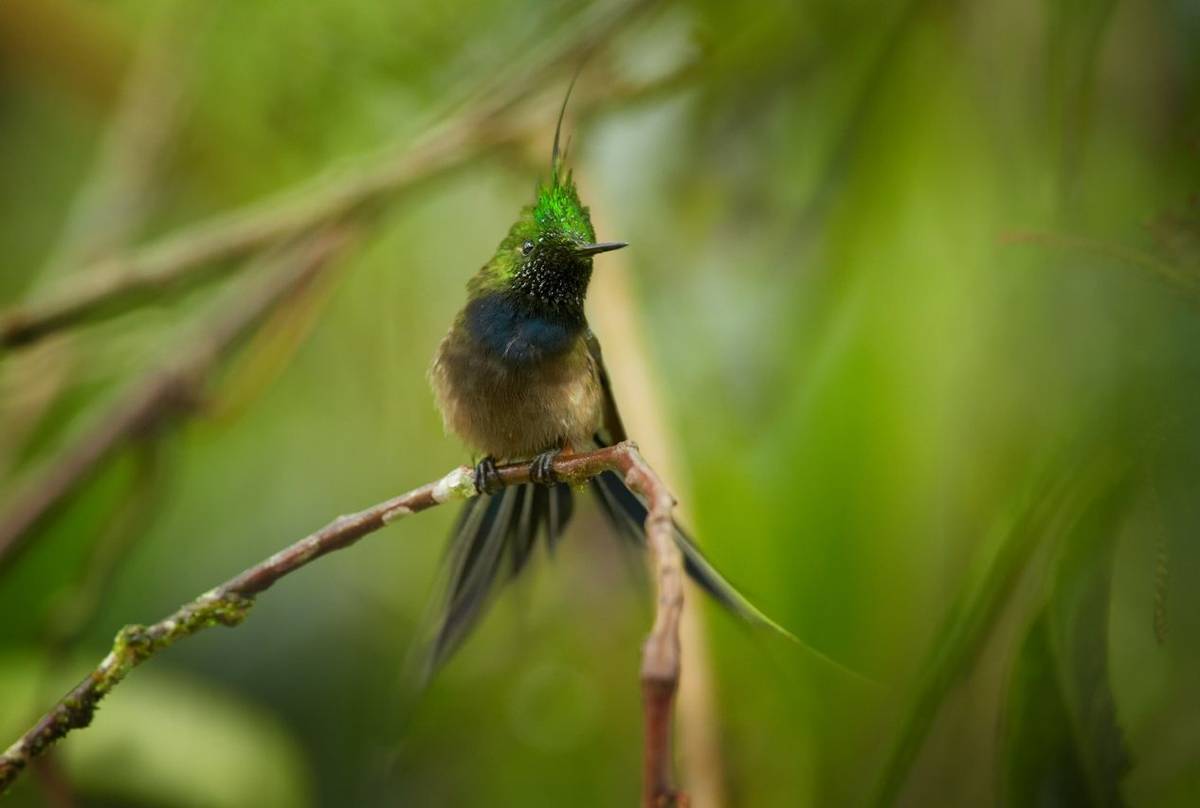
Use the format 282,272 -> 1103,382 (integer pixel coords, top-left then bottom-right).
0,442 -> 688,807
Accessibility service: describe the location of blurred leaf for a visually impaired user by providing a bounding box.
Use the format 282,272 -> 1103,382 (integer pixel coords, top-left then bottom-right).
870,453 -> 1124,806
0,653 -> 311,808
4,0 -> 1200,804
205,248 -> 348,425
1043,0 -> 1118,206
1000,478 -> 1133,807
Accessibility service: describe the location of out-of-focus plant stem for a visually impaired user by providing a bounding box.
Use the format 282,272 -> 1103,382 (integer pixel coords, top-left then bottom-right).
1003,230 -> 1200,301
0,0 -> 664,352
0,230 -> 357,575
0,3 -> 202,487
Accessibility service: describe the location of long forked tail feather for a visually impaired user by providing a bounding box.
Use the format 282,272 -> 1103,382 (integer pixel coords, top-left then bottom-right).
589,471 -> 795,636
424,483 -> 571,678
590,470 -> 874,684
422,467 -> 868,685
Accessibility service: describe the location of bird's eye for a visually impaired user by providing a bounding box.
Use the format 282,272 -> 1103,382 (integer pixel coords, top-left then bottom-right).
521,240 -> 534,256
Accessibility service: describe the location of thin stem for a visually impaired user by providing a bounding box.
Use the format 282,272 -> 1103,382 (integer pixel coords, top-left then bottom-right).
0,442 -> 688,806
1002,229 -> 1200,299
631,460 -> 687,808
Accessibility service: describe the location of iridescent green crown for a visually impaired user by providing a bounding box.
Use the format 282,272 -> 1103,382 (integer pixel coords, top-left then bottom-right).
533,167 -> 595,243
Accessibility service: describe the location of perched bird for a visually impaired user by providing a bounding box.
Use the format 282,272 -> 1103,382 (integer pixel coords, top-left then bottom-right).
425,93 -> 789,675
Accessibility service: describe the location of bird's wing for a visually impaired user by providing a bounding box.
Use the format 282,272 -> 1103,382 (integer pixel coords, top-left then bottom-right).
585,329 -> 627,446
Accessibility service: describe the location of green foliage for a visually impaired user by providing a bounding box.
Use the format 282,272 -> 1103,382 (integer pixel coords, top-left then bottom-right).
3,0 -> 1200,805
0,655 -> 310,807
1001,479 -> 1133,807
870,451 -> 1126,806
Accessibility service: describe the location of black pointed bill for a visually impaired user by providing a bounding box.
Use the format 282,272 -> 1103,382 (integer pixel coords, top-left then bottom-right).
574,241 -> 628,257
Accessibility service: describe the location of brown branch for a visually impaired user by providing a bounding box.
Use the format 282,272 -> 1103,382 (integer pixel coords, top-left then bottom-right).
585,197 -> 698,806
0,0 -> 659,351
0,229 -> 355,575
0,442 -> 688,805
629,459 -> 688,808
0,129 -> 475,349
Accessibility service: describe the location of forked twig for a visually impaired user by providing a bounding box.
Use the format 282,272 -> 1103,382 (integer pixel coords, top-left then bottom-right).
0,442 -> 688,805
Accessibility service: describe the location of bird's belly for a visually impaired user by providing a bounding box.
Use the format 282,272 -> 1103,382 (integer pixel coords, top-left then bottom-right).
430,333 -> 602,460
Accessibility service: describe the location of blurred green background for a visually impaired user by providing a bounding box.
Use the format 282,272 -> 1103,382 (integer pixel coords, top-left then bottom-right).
2,0 -> 1199,805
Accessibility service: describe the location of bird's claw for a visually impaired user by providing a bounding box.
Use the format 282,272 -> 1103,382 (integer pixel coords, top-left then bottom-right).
529,449 -> 561,486
474,456 -> 503,495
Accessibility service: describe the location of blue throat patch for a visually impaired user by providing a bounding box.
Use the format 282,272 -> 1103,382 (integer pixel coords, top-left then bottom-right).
465,293 -> 578,364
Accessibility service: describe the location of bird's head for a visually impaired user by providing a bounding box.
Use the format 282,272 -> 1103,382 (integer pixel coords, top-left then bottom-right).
472,82 -> 625,323
498,171 -> 626,308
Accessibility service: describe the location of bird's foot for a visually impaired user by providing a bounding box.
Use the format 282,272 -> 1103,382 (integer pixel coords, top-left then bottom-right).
529,449 -> 562,486
474,456 -> 503,495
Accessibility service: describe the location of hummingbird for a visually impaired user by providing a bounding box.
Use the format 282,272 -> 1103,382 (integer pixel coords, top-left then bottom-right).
425,88 -> 791,674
